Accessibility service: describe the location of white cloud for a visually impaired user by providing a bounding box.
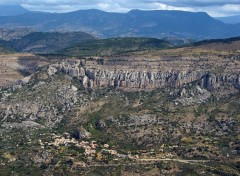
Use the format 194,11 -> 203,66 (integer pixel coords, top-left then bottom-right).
153,2 -> 194,11
148,0 -> 240,7
222,4 -> 240,11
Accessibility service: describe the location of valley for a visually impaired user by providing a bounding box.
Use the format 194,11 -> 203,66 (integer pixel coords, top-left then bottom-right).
0,37 -> 239,175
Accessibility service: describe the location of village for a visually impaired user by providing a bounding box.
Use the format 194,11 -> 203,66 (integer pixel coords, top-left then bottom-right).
37,131 -> 178,167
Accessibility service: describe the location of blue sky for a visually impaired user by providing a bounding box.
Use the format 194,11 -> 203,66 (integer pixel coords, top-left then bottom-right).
1,0 -> 240,17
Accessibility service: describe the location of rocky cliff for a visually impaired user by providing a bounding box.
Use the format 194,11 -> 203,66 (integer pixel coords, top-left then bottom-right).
47,59 -> 240,91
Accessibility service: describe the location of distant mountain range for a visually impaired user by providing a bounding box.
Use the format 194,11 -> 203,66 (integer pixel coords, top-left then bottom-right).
0,7 -> 240,39
216,15 -> 240,24
0,5 -> 29,16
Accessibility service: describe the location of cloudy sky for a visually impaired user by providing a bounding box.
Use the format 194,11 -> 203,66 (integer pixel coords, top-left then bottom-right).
1,0 -> 240,17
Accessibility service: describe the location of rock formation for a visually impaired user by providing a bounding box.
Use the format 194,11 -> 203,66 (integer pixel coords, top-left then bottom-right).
47,59 -> 240,91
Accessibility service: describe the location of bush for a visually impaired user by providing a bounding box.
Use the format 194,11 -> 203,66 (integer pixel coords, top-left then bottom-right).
181,137 -> 193,143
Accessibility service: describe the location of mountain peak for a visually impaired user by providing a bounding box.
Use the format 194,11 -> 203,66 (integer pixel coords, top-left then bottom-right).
0,5 -> 29,16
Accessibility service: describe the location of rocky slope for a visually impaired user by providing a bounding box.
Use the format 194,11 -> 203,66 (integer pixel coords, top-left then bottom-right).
0,28 -> 33,41
0,54 -> 55,87
1,52 -> 239,127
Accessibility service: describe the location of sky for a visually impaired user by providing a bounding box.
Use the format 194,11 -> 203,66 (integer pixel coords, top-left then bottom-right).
0,0 -> 240,17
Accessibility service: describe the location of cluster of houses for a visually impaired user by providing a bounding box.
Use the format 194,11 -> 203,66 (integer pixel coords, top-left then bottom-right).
39,132 -> 139,162
38,132 -> 179,166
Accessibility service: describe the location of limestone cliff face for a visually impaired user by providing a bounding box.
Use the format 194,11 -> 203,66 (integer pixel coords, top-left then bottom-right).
202,73 -> 240,90
48,59 -> 240,90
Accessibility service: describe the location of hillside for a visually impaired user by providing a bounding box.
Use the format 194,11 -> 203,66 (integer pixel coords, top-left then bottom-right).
60,37 -> 173,56
0,45 -> 15,54
193,36 -> 240,51
0,9 -> 239,39
0,54 -> 52,87
0,28 -> 33,41
0,31 -> 96,54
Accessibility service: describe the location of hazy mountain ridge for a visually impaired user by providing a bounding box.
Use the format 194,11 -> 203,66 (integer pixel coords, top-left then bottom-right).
216,15 -> 240,24
0,31 -> 96,54
0,9 -> 240,39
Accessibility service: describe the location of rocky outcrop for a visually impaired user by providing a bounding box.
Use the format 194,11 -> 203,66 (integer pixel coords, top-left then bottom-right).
0,78 -> 86,127
175,85 -> 211,105
48,59 -> 240,90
